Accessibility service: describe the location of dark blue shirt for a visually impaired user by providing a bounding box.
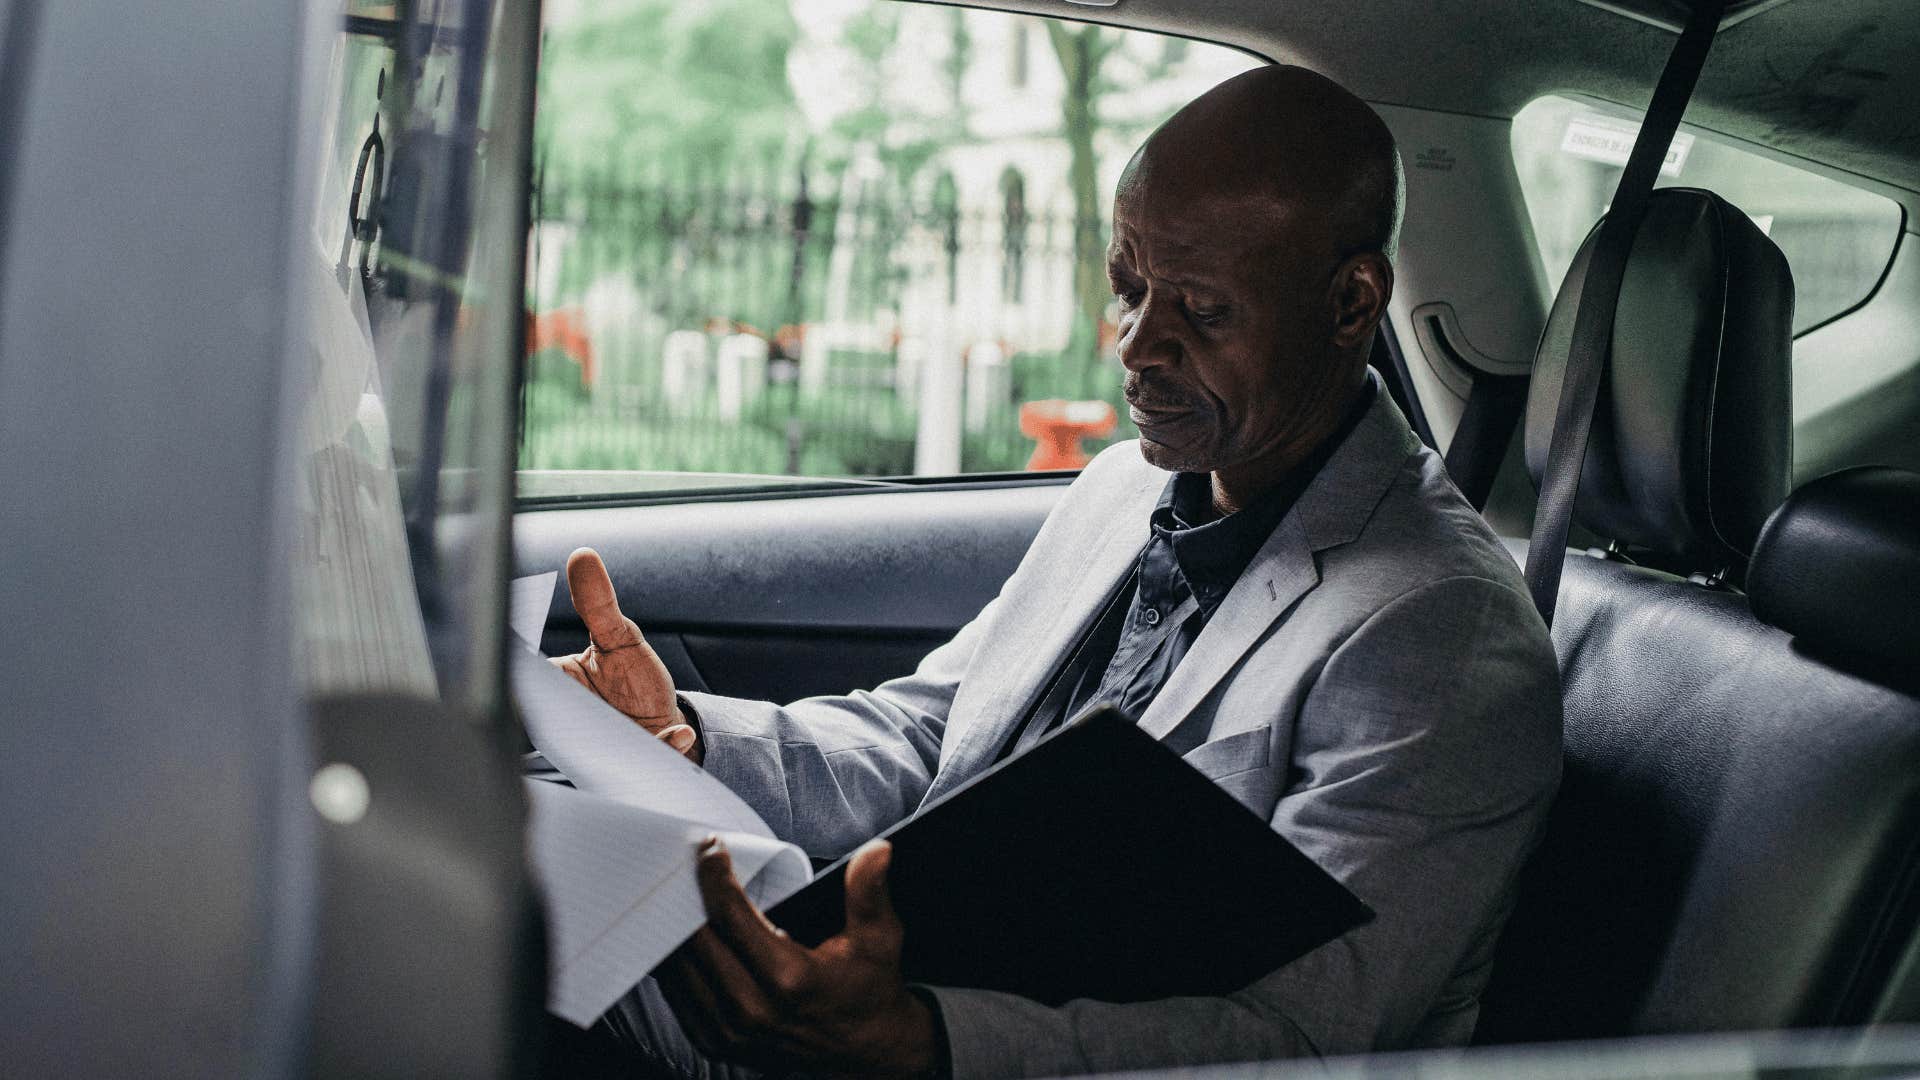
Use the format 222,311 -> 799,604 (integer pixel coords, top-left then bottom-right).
1002,389 -> 1373,760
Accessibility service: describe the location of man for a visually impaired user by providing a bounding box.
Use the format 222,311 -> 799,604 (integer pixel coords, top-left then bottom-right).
553,65 -> 1561,1077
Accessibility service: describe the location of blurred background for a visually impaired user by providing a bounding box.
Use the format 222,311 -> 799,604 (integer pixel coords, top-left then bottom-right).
518,0 -> 1900,488
521,0 -> 1257,481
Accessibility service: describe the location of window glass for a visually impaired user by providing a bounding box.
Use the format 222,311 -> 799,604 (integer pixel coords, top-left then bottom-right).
291,0 -> 531,708
1511,94 -> 1903,336
521,1 -> 1259,497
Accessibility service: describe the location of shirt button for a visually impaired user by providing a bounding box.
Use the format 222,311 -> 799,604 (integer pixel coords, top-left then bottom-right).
1142,607 -> 1161,626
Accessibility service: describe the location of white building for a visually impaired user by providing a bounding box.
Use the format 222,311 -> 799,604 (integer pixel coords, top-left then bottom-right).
790,6 -> 1257,356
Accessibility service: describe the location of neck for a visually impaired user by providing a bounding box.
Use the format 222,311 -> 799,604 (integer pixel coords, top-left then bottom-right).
1208,374 -> 1366,515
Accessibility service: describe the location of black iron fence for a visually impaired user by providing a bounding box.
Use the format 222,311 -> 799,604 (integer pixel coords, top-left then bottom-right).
520,162 -> 1135,477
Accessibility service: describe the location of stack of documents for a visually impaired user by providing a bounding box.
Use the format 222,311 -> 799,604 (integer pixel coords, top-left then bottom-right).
509,573 -> 809,1027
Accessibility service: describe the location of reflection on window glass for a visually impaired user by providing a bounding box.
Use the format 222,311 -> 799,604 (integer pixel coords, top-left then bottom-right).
292,24 -> 432,699
291,1 -> 529,708
1510,94 -> 1903,336
521,1 -> 1258,494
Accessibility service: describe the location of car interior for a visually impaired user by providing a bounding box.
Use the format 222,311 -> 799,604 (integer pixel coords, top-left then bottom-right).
514,0 -> 1920,1059
3,0 -> 1918,1076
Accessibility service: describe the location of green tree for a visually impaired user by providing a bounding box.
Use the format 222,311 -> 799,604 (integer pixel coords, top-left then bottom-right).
1044,21 -> 1119,359
536,0 -> 801,177
943,9 -> 971,137
831,3 -> 900,148
816,5 -> 940,197
533,0 -> 805,328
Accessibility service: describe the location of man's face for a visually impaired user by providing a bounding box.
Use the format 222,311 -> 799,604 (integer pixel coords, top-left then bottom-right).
1107,181 -> 1347,476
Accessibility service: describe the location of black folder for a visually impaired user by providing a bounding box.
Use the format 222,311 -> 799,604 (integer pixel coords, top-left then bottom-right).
766,705 -> 1372,1007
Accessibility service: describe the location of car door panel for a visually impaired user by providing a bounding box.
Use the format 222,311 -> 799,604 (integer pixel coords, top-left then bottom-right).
676,631 -> 950,703
513,483 -> 1064,702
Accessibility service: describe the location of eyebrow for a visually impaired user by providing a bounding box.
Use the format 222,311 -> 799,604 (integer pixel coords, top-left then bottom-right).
1106,242 -> 1231,292
1155,272 -> 1227,292
1108,263 -> 1227,294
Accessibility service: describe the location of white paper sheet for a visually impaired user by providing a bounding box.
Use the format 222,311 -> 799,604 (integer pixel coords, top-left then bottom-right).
508,642 -> 773,840
509,574 -> 810,1025
508,570 -> 558,649
525,780 -> 810,1026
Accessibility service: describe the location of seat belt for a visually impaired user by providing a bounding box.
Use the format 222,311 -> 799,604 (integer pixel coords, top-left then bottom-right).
1368,332 -> 1437,450
1522,0 -> 1726,627
1444,371 -> 1529,512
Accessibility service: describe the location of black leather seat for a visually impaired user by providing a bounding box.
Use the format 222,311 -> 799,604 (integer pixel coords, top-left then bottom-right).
1475,189 -> 1920,1043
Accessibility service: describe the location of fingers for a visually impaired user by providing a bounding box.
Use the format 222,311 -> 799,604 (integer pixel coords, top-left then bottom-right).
657,952 -> 731,1055
695,839 -> 810,994
565,548 -> 641,650
842,839 -> 901,937
662,839 -> 812,1063
684,928 -> 777,1036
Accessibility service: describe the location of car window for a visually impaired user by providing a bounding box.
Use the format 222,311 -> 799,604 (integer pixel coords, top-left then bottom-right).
290,0 -> 530,707
1510,94 -> 1903,336
1512,93 -> 1917,482
520,0 -> 1260,500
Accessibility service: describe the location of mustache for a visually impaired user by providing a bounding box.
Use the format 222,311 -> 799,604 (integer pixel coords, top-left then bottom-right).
1123,375 -> 1199,413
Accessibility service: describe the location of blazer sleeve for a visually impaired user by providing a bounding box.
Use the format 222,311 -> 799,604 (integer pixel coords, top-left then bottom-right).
676,441 -> 1150,861
927,574 -> 1563,1077
680,594 -> 995,859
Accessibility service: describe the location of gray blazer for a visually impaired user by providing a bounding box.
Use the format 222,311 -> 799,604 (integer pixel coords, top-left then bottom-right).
686,386 -> 1562,1077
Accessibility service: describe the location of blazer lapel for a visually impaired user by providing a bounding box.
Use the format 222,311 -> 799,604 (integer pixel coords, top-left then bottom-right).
1137,513 -> 1317,740
926,467 -> 1164,800
1137,384 -> 1423,741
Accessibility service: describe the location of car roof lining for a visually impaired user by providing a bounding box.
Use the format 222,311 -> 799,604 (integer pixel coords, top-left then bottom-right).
943,0 -> 1920,211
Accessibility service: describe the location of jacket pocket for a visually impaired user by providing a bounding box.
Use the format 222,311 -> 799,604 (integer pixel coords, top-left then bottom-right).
1179,725 -> 1272,781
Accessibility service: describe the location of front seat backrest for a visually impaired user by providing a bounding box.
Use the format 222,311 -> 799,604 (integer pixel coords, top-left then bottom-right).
1524,188 -> 1793,575
1476,189 -> 1920,1043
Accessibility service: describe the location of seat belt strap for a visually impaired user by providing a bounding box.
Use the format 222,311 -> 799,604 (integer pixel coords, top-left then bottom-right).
1522,0 -> 1726,626
1444,371 -> 1529,511
1369,331 -> 1437,450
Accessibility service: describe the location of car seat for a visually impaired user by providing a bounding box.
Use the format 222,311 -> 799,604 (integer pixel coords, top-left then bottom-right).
1475,188 -> 1920,1042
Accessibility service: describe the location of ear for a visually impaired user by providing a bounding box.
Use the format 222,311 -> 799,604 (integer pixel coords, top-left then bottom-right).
1327,252 -> 1393,351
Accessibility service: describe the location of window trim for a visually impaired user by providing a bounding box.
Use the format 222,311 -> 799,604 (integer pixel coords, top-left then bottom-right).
514,469 -> 1079,513
1799,207 -> 1908,341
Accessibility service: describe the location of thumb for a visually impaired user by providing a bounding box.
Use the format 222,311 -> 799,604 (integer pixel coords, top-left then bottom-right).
843,839 -> 901,939
566,547 -> 640,650
658,723 -> 698,757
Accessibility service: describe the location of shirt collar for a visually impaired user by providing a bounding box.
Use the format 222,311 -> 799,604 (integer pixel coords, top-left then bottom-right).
1145,380 -> 1376,617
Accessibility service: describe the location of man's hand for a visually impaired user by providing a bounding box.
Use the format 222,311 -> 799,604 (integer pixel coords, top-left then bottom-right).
659,838 -> 940,1078
551,547 -> 699,760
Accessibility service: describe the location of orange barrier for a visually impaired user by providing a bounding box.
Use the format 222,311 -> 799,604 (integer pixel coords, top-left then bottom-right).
527,308 -> 596,387
1019,399 -> 1117,470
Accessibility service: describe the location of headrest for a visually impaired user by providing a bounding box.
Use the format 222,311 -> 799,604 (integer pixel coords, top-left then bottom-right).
1749,467 -> 1920,672
1526,188 -> 1794,571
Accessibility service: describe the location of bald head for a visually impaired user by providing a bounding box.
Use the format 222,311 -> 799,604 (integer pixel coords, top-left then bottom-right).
1120,66 -> 1404,262
1106,66 -> 1403,505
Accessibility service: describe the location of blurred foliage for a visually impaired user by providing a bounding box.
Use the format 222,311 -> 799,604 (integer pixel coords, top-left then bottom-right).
536,0 -> 802,176
521,338 -> 1134,476
521,0 -> 1197,480
526,347 -> 589,402
523,414 -> 790,474
1045,21 -> 1118,359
